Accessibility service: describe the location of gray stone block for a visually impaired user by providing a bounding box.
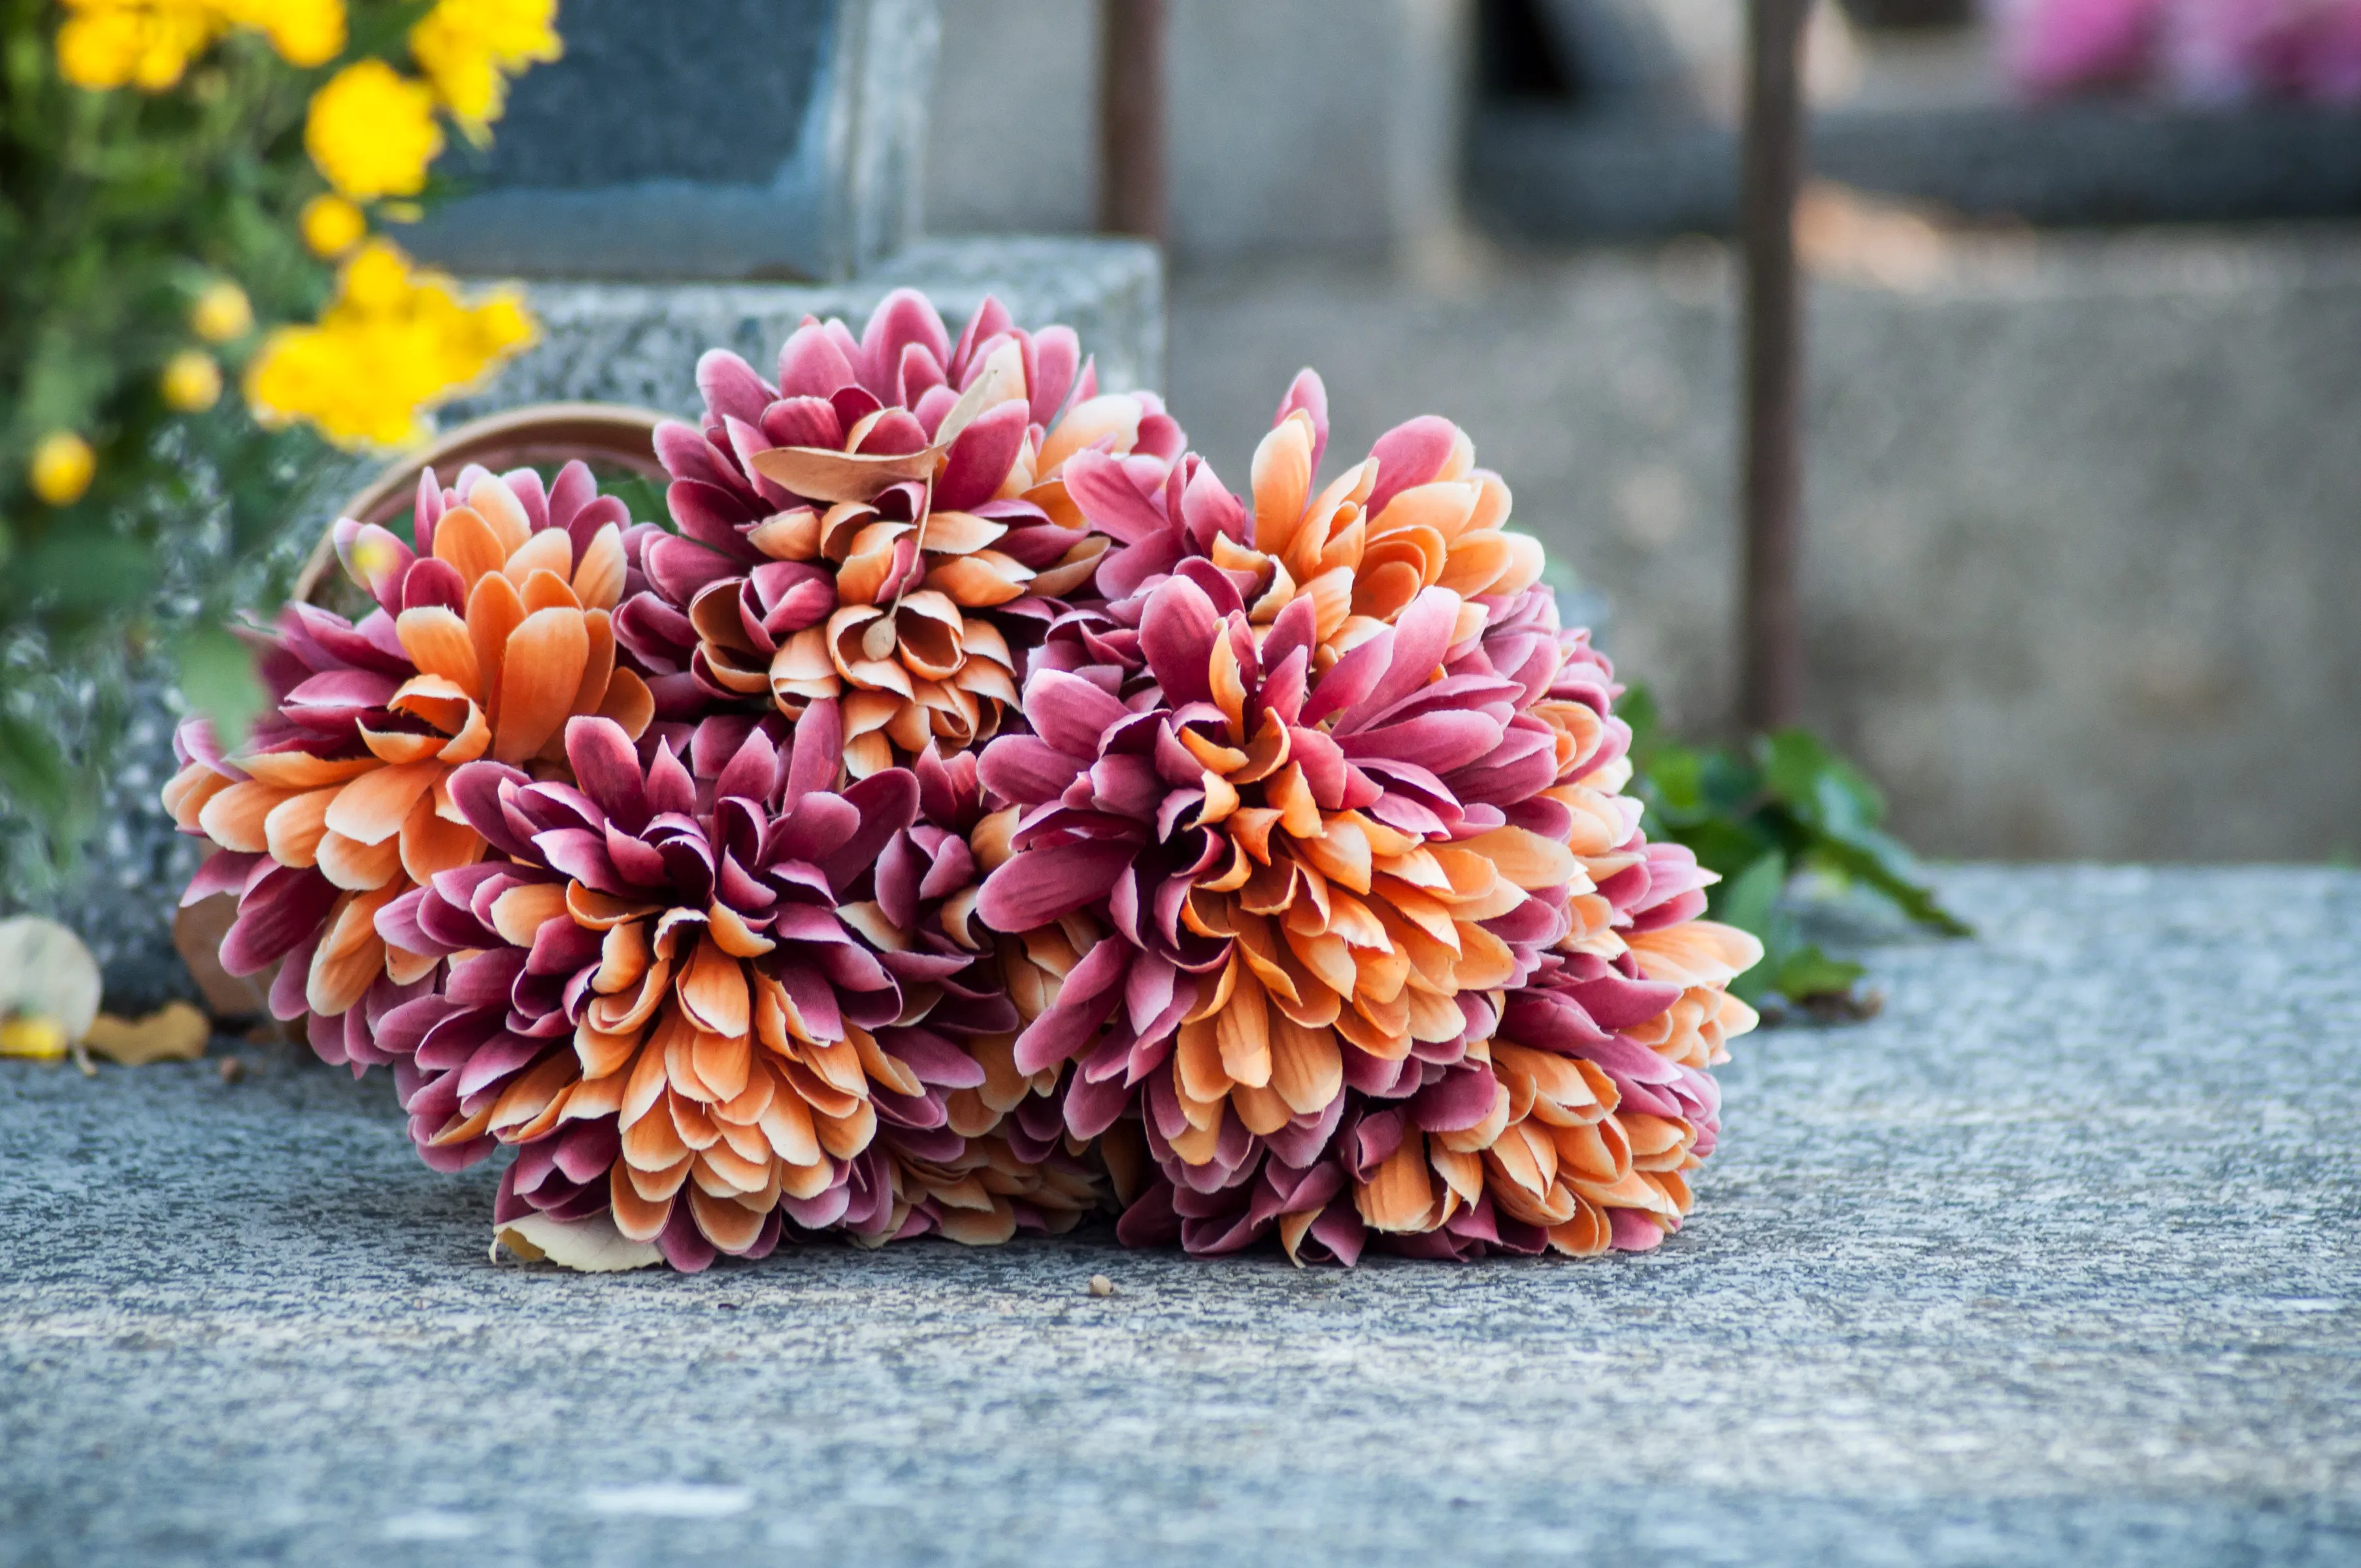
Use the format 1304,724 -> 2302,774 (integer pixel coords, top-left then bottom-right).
406,0 -> 939,281
4,867 -> 2356,1564
450,235 -> 1166,421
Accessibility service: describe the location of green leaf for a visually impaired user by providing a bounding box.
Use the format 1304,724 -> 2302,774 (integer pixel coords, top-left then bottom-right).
0,710 -> 73,828
1712,851 -> 1787,941
1770,944 -> 1866,1004
598,473 -> 670,531
174,623 -> 264,749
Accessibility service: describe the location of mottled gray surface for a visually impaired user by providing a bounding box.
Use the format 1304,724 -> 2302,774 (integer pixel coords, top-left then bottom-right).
4,867 -> 2357,1565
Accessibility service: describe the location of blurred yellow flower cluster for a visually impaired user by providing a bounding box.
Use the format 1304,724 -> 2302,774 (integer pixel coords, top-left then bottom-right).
41,0 -> 558,479
409,0 -> 561,140
56,0 -> 344,91
245,242 -> 535,449
305,57 -> 441,200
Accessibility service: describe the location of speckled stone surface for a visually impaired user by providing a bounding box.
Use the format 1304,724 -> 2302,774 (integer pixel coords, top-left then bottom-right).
3,867 -> 2356,1566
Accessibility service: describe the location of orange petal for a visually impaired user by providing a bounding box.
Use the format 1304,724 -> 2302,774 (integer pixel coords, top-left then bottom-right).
197,779 -> 289,854
520,565 -> 582,615
1036,395 -> 1144,478
162,764 -> 229,828
468,476 -> 533,555
502,527 -> 572,589
1267,1014 -> 1342,1117
431,505 -> 506,589
395,606 -> 479,696
597,666 -> 654,740
491,608 -> 589,765
1356,1131 -> 1436,1233
316,829 -> 404,890
572,523 -> 627,611
569,608 -> 615,719
490,880 -> 569,948
235,752 -> 378,791
261,787 -> 338,868
1249,411 -> 1315,559
677,938 -> 750,1039
323,759 -> 442,845
466,568 -> 526,728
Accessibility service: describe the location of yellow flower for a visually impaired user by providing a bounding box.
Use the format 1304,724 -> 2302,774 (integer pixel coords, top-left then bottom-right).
216,0 -> 346,67
191,279 -> 254,342
299,193 -> 367,257
56,0 -> 345,90
245,240 -> 536,449
29,432 -> 97,506
55,1 -> 220,91
0,1017 -> 69,1061
162,350 -> 225,412
408,0 -> 559,138
305,60 -> 442,201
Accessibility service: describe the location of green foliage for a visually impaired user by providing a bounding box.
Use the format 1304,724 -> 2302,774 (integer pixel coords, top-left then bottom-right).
1621,685 -> 1968,1007
0,3 -> 438,872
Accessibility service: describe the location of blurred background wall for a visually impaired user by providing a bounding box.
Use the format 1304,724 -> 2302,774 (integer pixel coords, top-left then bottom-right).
927,0 -> 2361,862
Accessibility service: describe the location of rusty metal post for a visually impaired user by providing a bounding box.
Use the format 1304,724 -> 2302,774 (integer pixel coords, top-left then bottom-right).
1098,0 -> 1169,242
1740,0 -> 1810,733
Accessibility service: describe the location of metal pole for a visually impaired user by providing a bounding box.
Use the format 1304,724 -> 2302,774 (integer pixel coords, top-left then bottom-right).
1098,0 -> 1169,242
1740,0 -> 1810,733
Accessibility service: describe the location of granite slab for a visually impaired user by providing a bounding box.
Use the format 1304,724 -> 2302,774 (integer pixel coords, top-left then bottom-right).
3,866 -> 2356,1565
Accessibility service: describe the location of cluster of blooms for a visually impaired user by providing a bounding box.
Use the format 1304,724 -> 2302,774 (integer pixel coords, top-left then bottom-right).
169,291 -> 1760,1272
246,242 -> 535,448
56,0 -> 346,90
2000,0 -> 2361,104
43,0 -> 554,482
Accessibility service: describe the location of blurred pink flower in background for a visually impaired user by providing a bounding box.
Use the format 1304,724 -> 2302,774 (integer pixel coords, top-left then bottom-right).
1998,0 -> 2361,103
1998,0 -> 2164,96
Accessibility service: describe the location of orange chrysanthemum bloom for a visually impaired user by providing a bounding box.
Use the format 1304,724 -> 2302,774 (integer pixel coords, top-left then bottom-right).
163,464 -> 653,1058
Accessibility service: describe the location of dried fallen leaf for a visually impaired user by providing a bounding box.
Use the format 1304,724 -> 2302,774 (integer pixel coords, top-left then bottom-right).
83,1002 -> 211,1066
493,1212 -> 663,1273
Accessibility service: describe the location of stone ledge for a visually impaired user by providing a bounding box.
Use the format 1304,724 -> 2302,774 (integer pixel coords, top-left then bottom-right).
5,867 -> 2356,1565
448,235 -> 1166,423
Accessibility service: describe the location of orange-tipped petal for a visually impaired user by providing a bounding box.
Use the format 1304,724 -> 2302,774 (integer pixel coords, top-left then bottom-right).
491,608 -> 589,765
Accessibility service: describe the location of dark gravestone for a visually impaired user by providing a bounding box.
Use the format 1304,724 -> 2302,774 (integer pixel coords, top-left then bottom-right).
406,0 -> 937,281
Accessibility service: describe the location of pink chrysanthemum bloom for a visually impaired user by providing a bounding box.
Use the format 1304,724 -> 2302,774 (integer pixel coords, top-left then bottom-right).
1997,0 -> 2167,96
161,463 -> 656,1066
616,289 -> 1185,777
2000,0 -> 2361,103
1062,371 -> 1542,657
372,706 -> 1020,1270
970,387 -> 1603,1235
2166,0 -> 2361,103
974,376 -> 1762,1262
